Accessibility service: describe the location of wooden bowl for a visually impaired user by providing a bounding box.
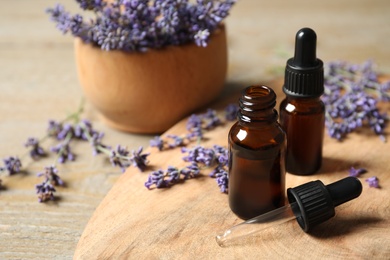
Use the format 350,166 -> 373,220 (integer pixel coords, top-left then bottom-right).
74,25 -> 227,134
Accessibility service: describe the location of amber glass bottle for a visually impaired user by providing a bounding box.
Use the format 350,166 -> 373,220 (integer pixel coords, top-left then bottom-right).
228,85 -> 286,220
280,97 -> 324,174
280,28 -> 325,175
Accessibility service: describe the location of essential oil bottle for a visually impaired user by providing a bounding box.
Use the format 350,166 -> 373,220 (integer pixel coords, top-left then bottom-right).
228,85 -> 286,220
280,27 -> 325,175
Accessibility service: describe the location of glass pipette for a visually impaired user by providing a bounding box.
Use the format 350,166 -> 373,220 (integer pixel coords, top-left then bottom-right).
216,177 -> 362,247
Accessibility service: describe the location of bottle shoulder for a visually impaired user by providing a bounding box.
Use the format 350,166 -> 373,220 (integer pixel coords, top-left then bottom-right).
229,122 -> 286,149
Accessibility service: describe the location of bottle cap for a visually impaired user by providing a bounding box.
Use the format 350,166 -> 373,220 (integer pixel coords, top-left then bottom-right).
283,27 -> 324,98
287,177 -> 362,232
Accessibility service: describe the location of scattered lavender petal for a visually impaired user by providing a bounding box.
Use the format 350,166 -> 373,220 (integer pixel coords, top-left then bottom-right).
348,167 -> 367,177
365,176 -> 379,188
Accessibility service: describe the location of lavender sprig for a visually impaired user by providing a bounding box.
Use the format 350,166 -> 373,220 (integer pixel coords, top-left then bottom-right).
1,102 -> 150,202
145,144 -> 228,193
36,166 -> 64,203
323,60 -> 390,141
150,104 -> 238,151
46,0 -> 236,52
147,104 -> 237,192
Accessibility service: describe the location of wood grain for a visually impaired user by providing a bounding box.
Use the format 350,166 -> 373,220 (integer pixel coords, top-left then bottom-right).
74,81 -> 390,259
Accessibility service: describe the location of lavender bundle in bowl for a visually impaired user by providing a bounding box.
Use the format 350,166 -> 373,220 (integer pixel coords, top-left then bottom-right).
47,0 -> 236,51
47,0 -> 236,134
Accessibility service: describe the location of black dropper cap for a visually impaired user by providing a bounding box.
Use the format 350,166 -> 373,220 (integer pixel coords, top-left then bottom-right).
287,177 -> 362,232
283,27 -> 324,98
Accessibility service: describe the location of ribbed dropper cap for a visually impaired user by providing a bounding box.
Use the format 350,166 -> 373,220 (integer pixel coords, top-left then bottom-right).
283,27 -> 324,98
287,177 -> 362,232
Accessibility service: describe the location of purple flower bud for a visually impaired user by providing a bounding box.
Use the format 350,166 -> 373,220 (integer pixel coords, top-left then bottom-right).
365,176 -> 379,188
144,169 -> 168,189
0,156 -> 22,175
180,162 -> 200,179
348,167 -> 366,177
150,136 -> 164,151
225,103 -> 239,121
25,137 -> 46,160
130,146 -> 149,172
36,181 -> 56,203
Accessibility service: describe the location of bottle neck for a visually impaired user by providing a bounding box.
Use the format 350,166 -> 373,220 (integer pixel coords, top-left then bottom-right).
285,95 -> 322,102
238,85 -> 278,124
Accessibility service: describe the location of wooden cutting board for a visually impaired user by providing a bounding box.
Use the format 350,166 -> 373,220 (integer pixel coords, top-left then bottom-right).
74,80 -> 390,259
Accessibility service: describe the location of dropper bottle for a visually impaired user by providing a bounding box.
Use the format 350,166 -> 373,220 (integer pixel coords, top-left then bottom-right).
280,27 -> 325,175
216,177 -> 362,247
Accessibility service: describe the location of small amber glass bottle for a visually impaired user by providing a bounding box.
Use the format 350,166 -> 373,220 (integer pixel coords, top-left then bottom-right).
280,97 -> 325,174
228,85 -> 286,220
280,28 -> 325,175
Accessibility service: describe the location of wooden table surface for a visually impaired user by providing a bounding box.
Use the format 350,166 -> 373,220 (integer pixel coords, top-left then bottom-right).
1,0 -> 389,259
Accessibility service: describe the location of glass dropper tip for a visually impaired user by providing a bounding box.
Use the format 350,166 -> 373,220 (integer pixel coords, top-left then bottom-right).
215,202 -> 298,247
215,229 -> 232,247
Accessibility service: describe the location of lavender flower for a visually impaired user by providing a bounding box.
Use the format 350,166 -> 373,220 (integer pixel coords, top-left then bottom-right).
24,137 -> 46,160
348,167 -> 367,177
35,165 -> 63,203
130,147 -> 149,172
150,136 -> 164,151
57,123 -> 74,140
36,181 -> 56,203
37,166 -> 64,186
213,145 -> 229,167
0,157 -> 22,175
76,0 -> 106,11
144,163 -> 200,189
167,166 -> 180,183
50,142 -> 75,164
210,166 -> 228,193
182,146 -> 216,166
225,103 -> 239,121
109,145 -> 131,172
46,4 -> 71,34
180,162 -> 201,179
75,119 -> 98,140
144,169 -> 168,189
323,60 -> 390,141
194,29 -> 210,47
365,176 -> 379,188
47,120 -> 63,137
150,104 -> 236,152
186,114 -> 204,140
47,0 -> 236,52
166,134 -> 186,148
203,108 -> 222,129
146,144 -> 228,191
89,132 -> 108,155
